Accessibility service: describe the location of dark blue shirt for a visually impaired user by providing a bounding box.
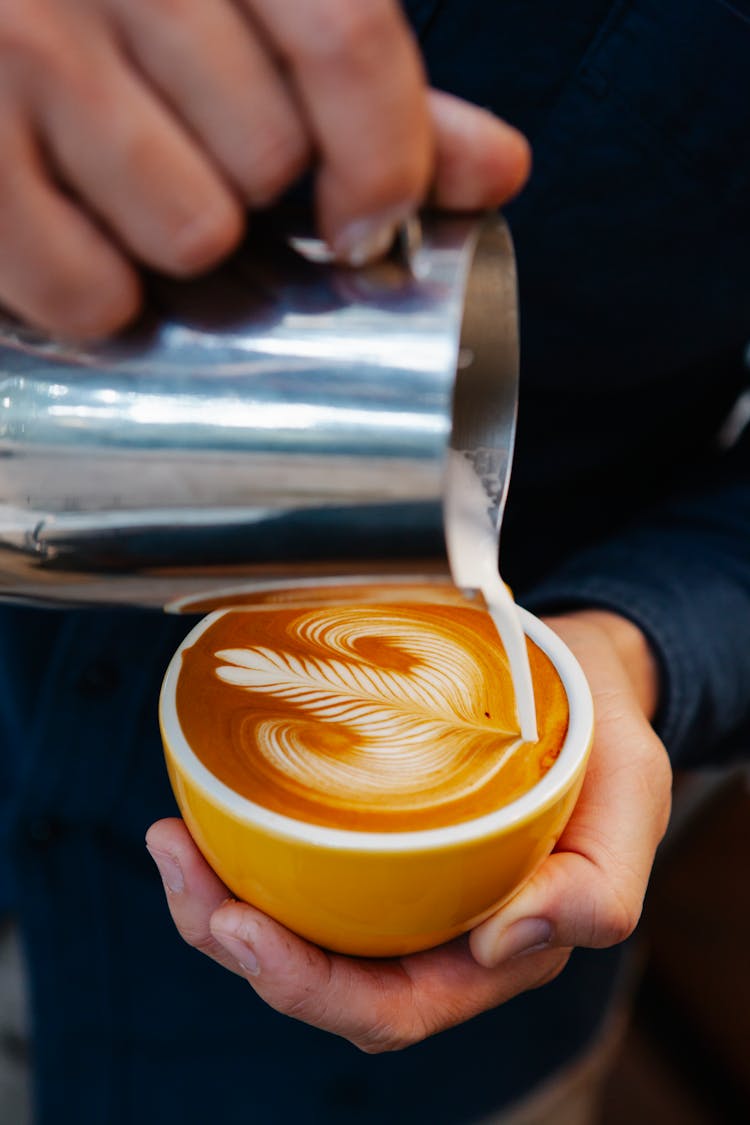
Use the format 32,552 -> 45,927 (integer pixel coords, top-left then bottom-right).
411,0 -> 750,766
1,3 -> 749,1123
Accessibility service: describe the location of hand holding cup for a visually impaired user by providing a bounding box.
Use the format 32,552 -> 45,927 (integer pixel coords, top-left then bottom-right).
148,606 -> 671,1051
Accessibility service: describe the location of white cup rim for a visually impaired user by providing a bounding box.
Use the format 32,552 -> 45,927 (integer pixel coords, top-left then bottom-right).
159,605 -> 594,854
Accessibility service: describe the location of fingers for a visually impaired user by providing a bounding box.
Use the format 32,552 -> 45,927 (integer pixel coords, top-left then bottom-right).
0,0 -> 534,339
31,23 -> 244,277
0,110 -> 140,339
148,612 -> 671,1051
113,0 -> 532,255
471,620 -> 673,968
146,818 -> 568,1053
209,900 -> 410,1047
209,906 -> 570,1052
428,90 -> 532,209
105,0 -> 311,208
245,0 -> 433,263
145,818 -> 241,975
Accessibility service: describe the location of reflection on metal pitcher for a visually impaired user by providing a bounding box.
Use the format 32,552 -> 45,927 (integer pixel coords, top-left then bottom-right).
0,212 -> 518,610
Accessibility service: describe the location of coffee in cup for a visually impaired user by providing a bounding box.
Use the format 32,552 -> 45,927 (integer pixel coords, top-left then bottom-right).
160,589 -> 593,956
175,599 -> 568,832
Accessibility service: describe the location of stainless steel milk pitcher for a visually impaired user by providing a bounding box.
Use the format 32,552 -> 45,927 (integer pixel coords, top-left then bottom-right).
0,212 -> 519,610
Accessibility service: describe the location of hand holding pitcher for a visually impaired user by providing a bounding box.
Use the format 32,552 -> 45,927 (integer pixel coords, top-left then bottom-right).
0,0 -> 529,339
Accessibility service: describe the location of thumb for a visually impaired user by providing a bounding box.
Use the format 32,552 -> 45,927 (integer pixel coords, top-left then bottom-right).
471,677 -> 672,967
428,89 -> 531,210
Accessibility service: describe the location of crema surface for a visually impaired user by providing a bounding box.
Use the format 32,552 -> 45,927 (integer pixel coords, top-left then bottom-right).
176,603 -> 569,831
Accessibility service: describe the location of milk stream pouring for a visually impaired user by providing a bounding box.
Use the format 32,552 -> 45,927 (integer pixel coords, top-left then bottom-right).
0,211 -> 537,740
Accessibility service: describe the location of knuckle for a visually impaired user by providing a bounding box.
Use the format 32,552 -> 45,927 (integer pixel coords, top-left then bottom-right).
0,0 -> 54,63
177,925 -> 216,955
116,121 -> 245,275
353,994 -> 426,1054
283,990 -> 321,1021
61,64 -> 119,121
278,987 -> 339,1030
354,1022 -> 417,1055
596,888 -> 642,947
298,0 -> 397,63
0,2 -> 88,98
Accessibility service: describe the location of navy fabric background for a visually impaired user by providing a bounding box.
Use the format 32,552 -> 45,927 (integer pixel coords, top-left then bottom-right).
1,2 -> 749,1121
409,0 -> 750,766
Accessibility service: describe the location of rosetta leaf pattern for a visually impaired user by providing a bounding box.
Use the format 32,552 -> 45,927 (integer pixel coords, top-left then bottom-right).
214,617 -> 523,805
215,645 -> 515,740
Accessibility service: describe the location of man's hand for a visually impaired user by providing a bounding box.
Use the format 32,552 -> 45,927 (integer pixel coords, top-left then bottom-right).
146,610 -> 672,1053
0,0 -> 530,340
471,611 -> 670,965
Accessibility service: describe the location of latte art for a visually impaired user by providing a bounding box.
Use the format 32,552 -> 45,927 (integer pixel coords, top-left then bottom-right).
176,601 -> 569,831
215,609 -> 520,812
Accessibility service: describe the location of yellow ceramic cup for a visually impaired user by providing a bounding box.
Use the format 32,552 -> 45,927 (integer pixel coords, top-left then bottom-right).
159,606 -> 593,957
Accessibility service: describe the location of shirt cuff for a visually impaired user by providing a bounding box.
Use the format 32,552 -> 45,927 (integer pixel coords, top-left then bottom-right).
520,544 -> 750,769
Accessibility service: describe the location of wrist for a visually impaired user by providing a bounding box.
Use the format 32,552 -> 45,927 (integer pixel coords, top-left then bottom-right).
546,609 -> 661,721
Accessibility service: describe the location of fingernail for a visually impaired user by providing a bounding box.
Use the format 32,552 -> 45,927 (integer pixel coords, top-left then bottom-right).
146,846 -> 184,895
333,205 -> 413,266
212,929 -> 260,976
492,918 -> 553,962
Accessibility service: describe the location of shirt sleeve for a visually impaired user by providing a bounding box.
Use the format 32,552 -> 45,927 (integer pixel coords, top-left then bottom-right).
521,427 -> 750,770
